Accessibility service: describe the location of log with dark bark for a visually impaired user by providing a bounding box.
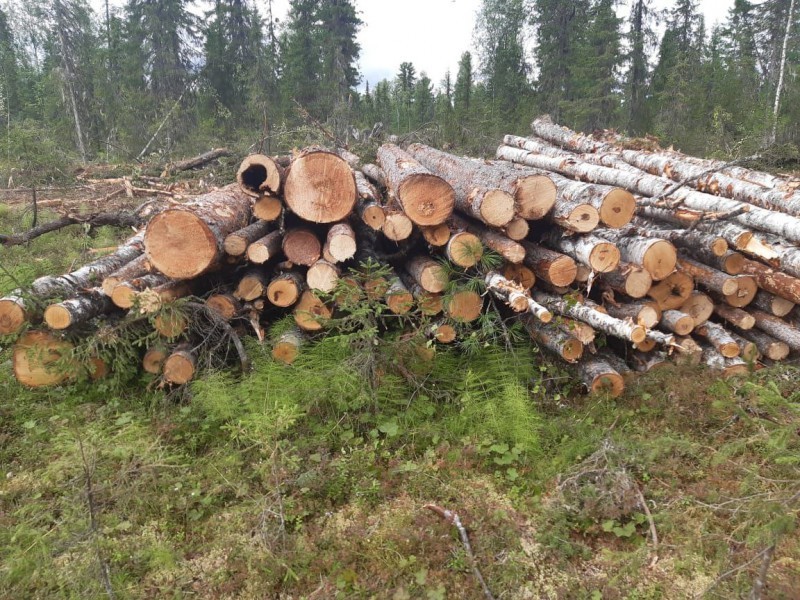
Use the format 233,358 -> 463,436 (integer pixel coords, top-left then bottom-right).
520,314 -> 584,362
750,290 -> 795,317
400,273 -> 443,316
751,310 -> 800,351
224,220 -> 274,257
503,217 -> 530,241
451,215 -> 523,263
237,154 -> 284,196
163,147 -> 231,177
246,230 -> 283,264
739,257 -> 800,304
603,299 -> 661,328
733,326 -> 790,360
0,209 -> 150,248
713,304 -> 756,330
354,170 -> 386,230
284,148 -> 357,223
578,356 -> 625,398
521,242 -> 577,287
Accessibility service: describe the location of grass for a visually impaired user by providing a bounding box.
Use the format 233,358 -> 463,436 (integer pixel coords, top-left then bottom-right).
1,202 -> 799,599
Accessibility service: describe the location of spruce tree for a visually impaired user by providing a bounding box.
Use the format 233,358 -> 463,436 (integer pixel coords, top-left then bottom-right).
453,52 -> 473,121
0,7 -> 19,124
317,0 -> 362,113
626,0 -> 656,134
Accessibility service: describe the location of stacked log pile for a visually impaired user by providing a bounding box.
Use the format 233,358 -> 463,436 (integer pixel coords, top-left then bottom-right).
3,122 -> 799,397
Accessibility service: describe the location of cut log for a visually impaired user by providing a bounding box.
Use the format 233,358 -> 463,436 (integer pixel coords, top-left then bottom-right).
282,228 -> 322,266
502,263 -> 536,290
596,229 -> 677,281
751,290 -> 795,317
520,314 -> 584,362
574,264 -> 592,284
44,289 -> 112,330
206,293 -> 242,320
377,144 -> 455,226
400,273 -> 443,315
647,271 -> 694,310
660,309 -> 695,336
354,170 -> 386,231
726,276 -> 758,308
601,263 -> 652,299
695,321 -> 741,358
485,271 -> 552,321
451,215 -> 524,263
739,257 -> 800,304
293,290 -> 332,331
138,280 -> 192,314
162,147 -> 231,177
364,276 -> 390,300
727,331 -> 760,362
679,291 -> 714,326
237,154 -> 284,196
632,350 -> 670,372
446,231 -> 484,268
152,310 -> 188,338
383,210 -> 414,241
677,258 -> 738,296
272,328 -> 307,365
713,304 -> 756,330
361,163 -> 387,188
234,269 -> 268,301
603,300 -> 661,328
385,275 -> 414,315
0,294 -> 27,335
700,343 -> 748,378
751,310 -> 800,350
578,356 -> 625,398
421,224 -> 452,247
111,273 -> 170,309
444,289 -> 483,322
306,259 -> 340,293
266,271 -> 305,308
13,330 -> 74,387
503,217 -> 530,241
101,254 -> 151,296
224,220 -> 274,257
734,326 -> 789,360
324,223 -> 357,263
556,318 -> 596,345
521,242 -> 577,287
431,322 -> 457,344
252,194 -> 283,221
406,256 -> 448,293
284,148 -> 357,223
163,344 -> 197,385
630,220 -> 729,257
545,233 -> 620,273
533,291 -> 646,343
144,185 -> 252,279
552,178 -> 633,229
246,230 -> 283,264
143,344 -> 169,374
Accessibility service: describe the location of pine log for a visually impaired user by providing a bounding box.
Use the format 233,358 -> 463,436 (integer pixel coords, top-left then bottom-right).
485,271 -> 552,321
733,326 -> 789,360
421,224 -> 452,247
272,328 -> 307,365
553,177 -> 634,229
307,259 -> 340,293
679,291 -> 714,326
144,185 -> 251,279
545,233 -> 620,273
503,217 -> 530,241
578,356 -> 625,398
163,344 -> 197,385
533,291 -> 646,343
282,228 -> 322,266
362,163 -> 387,188
44,289 -> 113,330
385,275 -> 414,315
237,154 -> 284,196
520,314 -> 584,362
266,271 -> 305,308
601,263 -> 652,299
206,293 -> 242,320
143,344 -> 169,374
660,309 -> 695,336
647,271 -> 694,310
0,294 -> 27,335
224,220 -> 274,257
695,321 -> 740,358
521,241 -> 577,287
444,289 -> 483,322
284,149 -> 358,223
246,230 -> 283,264
383,209 -> 414,241
713,304 -> 756,330
502,263 -> 536,291
751,310 -> 800,351
13,330 -> 74,387
750,290 -> 795,317
354,170 -> 386,230
111,273 -> 170,309
603,300 -> 661,328
739,257 -> 800,304
234,269 -> 269,301
376,144 -> 455,226
727,331 -> 760,362
293,290 -> 332,331
449,215 -> 523,263
101,254 -> 151,296
406,256 -> 448,293
700,343 -> 748,377
446,231 -> 484,268
252,194 -> 283,221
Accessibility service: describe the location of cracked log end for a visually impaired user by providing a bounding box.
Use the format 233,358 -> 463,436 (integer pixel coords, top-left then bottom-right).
398,174 -> 455,226
284,151 -> 357,223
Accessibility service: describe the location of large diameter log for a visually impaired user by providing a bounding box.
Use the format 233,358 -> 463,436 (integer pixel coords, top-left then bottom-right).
0,294 -> 27,335
44,289 -> 112,330
446,231 -> 484,268
377,144 -> 455,226
163,345 -> 197,385
253,195 -> 283,221
282,228 -> 321,266
266,271 -> 305,308
647,271 -> 694,310
603,300 -> 661,328
237,154 -> 284,196
145,185 -> 252,279
284,149 -> 357,223
660,309 -> 694,336
751,310 -> 800,351
13,330 -> 74,387
272,328 -> 307,365
407,256 -> 448,293
521,242 -> 577,287
739,257 -> 800,304
551,192 -> 600,232
101,254 -> 151,296
324,223 -> 357,263
597,230 -> 677,281
306,259 -> 340,293
751,290 -> 795,317
733,326 -> 790,360
679,291 -> 714,326
553,178 -> 633,229
293,290 -> 332,331
578,356 -> 625,398
246,231 -> 283,264
533,291 -> 646,343
520,314 -> 583,362
695,321 -> 740,358
601,263 -> 652,299
444,289 -> 483,322
713,305 -> 756,330
111,273 -> 170,309
545,233 -> 620,273
224,220 -> 273,257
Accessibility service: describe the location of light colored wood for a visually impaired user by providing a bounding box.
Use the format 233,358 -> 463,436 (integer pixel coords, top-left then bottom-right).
0,294 -> 27,335
695,321 -> 741,358
421,224 -> 452,247
283,149 -> 357,223
521,242 -> 577,287
252,194 -> 283,221
206,294 -> 241,320
272,328 -> 307,365
734,327 -> 789,360
246,230 -> 283,264
44,289 -> 112,330
603,300 -> 661,328
101,254 -> 150,296
579,356 -> 625,398
533,291 -> 646,343
282,228 -> 321,266
646,271 -> 694,310
659,309 -> 694,336
713,304 -> 756,330
110,273 -> 169,309
502,263 -> 536,290
444,289 -> 483,322
431,322 -> 457,344
324,223 -> 357,263
143,345 -> 169,374
679,291 -> 714,326
601,263 -> 652,299
306,259 -> 340,293
163,345 -> 197,385
406,256 -> 448,293
153,311 -> 188,338
740,257 -> 800,304
224,220 -> 273,257
383,210 -> 414,241
520,314 -> 583,362
266,271 -> 305,308
751,290 -> 795,317
503,217 -> 530,241
751,310 -> 800,350
545,233 -> 620,273
13,330 -> 74,387
385,276 -> 414,315
234,269 -> 268,301
293,290 -> 332,331
446,231 -> 483,268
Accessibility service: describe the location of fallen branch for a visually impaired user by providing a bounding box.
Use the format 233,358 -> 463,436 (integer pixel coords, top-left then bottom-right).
160,147 -> 232,178
0,211 -> 145,246
635,485 -> 659,568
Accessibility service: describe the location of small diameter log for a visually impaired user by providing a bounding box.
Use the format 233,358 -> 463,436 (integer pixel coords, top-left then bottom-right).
162,147 -> 231,177
253,195 -> 283,221
485,272 -> 552,321
446,231 -> 484,268
361,163 -> 387,188
520,314 -> 584,362
324,223 -> 357,263
282,228 -> 322,266
680,246 -> 745,275
458,187 -> 516,227
578,356 -> 625,398
377,144 -> 455,226
503,217 -> 530,241
0,294 -> 27,335
701,343 -> 748,378
574,264 -> 591,283
224,220 -> 274,257
430,321 -> 457,344
444,289 -> 483,322
266,271 -> 305,308
739,257 -> 800,304
551,186 -> 600,233
734,327 -> 789,361
364,276 -> 390,300
407,256 -> 448,293
647,271 -> 694,310
556,318 -> 596,344
142,345 -> 169,374
293,290 -> 332,331
44,289 -> 112,330
522,241 -> 577,287
601,263 -> 652,299
751,290 -> 795,317
502,263 -> 536,291
677,258 -> 738,296
659,309 -> 695,336
401,273 -> 443,315
679,291 -> 714,326
13,330 -> 74,387
101,254 -> 151,296
284,149 -> 357,223
246,230 -> 283,264
383,210 -> 414,241
751,310 -> 800,351
673,336 -> 704,366
598,230 -> 677,281
144,185 -> 252,279
153,311 -> 188,338
451,215 -> 524,264
604,300 -> 661,328
138,280 -> 192,314
632,350 -> 670,372
307,259 -> 340,293
421,224 -> 452,247
206,293 -> 242,320
695,321 -> 741,358
163,344 -> 197,385
354,170 -> 386,230
533,291 -> 646,343
272,328 -> 307,365
713,304 -> 756,330
235,269 -> 269,301
385,276 -> 414,315
545,233 -> 620,273
727,331 -> 760,362
111,273 -> 170,309
237,154 -> 284,196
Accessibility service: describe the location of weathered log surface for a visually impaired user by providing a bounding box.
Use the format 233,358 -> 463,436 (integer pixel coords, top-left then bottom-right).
237,154 -> 284,196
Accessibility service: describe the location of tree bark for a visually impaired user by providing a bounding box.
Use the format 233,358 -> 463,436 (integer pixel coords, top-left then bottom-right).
282,228 -> 322,266
224,220 -> 274,257
544,232 -> 620,273
696,321 -> 741,358
163,148 -> 231,177
751,289 -> 795,317
485,272 -> 552,321
603,299 -> 661,328
700,343 -> 748,377
266,270 -> 305,308
713,305 -> 756,330
237,154 -> 284,196
246,230 -> 283,264
751,310 -> 800,350
284,148 -> 357,223
354,170 -> 386,230
519,314 -> 584,362
647,271 -> 694,310
578,356 -> 625,398
101,254 -> 151,296
451,215 -> 524,264
600,262 -> 652,299
533,291 -> 646,343
44,289 -> 113,330
733,326 -> 789,360
659,309 -> 694,336
739,257 -> 800,304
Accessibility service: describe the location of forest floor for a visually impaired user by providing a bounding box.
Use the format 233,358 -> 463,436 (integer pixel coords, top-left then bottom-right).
1,181 -> 799,599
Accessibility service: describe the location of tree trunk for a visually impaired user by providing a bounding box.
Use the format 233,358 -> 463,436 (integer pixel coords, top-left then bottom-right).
143,344 -> 169,374
739,257 -> 800,304
224,220 -> 274,257
647,271 -> 694,310
284,148 -> 357,223
293,290 -> 332,331
377,144 -> 455,226
600,263 -> 652,299
734,326 -> 789,360
404,256 -> 448,293
0,293 -> 27,335
446,231 -> 484,268
421,224 -> 452,247
144,185 -> 252,279
266,271 -> 305,308
659,309 -> 694,336
401,273 -> 443,315
503,217 -> 530,241
237,154 -> 284,196
383,209 -> 414,241
533,291 -> 646,343
235,269 -> 269,301
111,273 -> 170,309
603,300 -> 661,328
676,291 -> 713,326
272,328 -> 307,365
13,330 -> 74,387
252,194 -> 283,221
556,318 -> 596,345
578,356 -> 625,398
282,228 -> 322,266
596,229 -> 676,281
361,163 -> 387,188
138,280 -> 193,314
324,223 -> 357,263
727,331 -> 760,362
713,305 -> 756,330
306,259 -> 340,293
700,343 -> 748,377
519,314 -> 584,362
751,290 -> 795,317
44,289 -> 113,330
247,230 -> 283,264
751,310 -> 800,350
444,289 -> 483,322
521,241 -> 577,287
450,215 -> 523,263
544,232 -> 620,273
206,293 -> 242,321
101,254 -> 152,297
163,344 -> 197,385
502,263 -> 536,291
485,272 -> 552,321
164,148 -> 231,177
354,170 -> 386,231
